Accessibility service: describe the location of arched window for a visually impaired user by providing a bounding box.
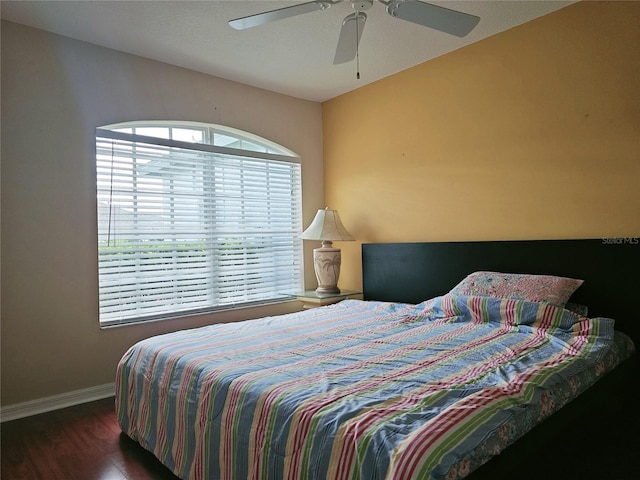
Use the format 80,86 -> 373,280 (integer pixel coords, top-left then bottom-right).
96,121 -> 303,326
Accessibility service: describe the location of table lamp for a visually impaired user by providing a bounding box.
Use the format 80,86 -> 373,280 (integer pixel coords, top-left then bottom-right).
300,207 -> 354,294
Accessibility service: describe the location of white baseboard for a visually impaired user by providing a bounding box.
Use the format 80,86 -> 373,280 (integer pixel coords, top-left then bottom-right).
0,383 -> 116,423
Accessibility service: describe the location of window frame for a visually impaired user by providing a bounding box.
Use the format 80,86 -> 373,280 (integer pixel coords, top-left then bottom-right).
95,121 -> 303,327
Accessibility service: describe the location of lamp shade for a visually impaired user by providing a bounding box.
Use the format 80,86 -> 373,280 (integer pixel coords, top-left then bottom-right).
300,208 -> 354,241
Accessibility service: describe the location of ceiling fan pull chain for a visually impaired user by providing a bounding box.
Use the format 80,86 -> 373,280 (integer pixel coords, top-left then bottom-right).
356,11 -> 361,79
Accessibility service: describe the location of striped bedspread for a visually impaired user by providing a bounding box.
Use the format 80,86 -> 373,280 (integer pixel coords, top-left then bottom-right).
115,295 -> 635,480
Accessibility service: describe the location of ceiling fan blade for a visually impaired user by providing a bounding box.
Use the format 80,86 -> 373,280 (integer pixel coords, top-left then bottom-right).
334,12 -> 367,65
385,0 -> 480,37
229,1 -> 338,30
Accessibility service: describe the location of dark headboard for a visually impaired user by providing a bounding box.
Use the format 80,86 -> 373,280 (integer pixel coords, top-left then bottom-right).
362,239 -> 639,346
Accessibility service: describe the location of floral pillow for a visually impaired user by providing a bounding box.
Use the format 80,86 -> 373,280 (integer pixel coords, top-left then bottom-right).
449,271 -> 584,307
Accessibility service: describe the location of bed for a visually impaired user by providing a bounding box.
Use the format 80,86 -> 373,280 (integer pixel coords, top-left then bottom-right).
115,239 -> 638,479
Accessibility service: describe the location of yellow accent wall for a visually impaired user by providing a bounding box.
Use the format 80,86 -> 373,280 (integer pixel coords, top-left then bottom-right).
323,1 -> 640,291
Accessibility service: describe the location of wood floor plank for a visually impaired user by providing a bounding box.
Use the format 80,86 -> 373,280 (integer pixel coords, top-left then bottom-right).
1,397 -> 179,480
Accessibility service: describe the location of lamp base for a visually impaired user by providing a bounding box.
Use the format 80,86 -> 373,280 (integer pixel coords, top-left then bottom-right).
312,241 -> 342,295
315,285 -> 341,294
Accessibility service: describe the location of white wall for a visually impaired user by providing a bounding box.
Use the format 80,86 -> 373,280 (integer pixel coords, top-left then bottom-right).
1,20 -> 324,406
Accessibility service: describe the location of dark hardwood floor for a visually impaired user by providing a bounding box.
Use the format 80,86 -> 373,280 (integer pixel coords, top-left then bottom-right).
1,397 -> 179,480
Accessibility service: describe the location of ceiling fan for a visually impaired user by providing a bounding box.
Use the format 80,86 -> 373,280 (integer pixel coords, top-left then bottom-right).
228,1 -> 480,65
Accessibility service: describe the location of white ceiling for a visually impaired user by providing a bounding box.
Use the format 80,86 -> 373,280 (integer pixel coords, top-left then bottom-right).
0,0 -> 576,102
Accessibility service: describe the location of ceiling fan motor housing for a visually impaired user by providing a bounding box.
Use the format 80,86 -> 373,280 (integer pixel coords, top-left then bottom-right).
352,0 -> 373,11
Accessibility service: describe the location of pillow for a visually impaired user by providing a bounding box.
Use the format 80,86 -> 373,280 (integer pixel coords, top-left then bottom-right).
449,271 -> 583,307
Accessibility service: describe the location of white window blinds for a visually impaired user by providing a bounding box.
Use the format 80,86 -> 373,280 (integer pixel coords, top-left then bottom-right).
96,127 -> 303,326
